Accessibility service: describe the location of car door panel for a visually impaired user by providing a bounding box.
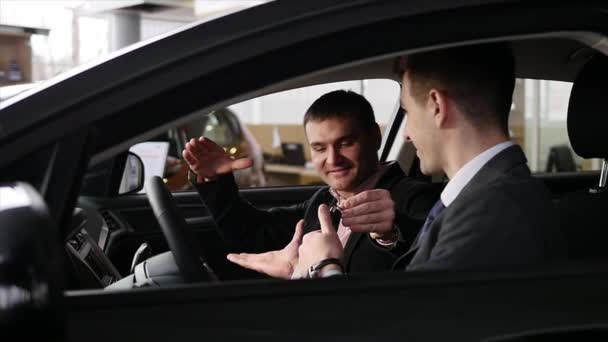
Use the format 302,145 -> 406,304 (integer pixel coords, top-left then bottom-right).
65,263 -> 608,341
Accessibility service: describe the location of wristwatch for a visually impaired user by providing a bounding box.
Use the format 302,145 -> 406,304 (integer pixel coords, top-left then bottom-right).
372,225 -> 402,248
307,258 -> 344,279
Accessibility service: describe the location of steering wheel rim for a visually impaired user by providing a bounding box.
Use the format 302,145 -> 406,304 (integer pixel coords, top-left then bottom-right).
145,176 -> 217,283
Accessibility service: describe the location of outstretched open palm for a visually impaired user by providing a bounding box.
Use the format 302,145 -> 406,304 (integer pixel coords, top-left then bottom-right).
227,220 -> 305,279
182,137 -> 252,181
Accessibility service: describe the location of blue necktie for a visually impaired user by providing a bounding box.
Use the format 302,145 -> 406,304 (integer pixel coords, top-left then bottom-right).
416,199 -> 445,244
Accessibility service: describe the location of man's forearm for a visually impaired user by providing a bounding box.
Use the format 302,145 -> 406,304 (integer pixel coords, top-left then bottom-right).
195,174 -> 306,252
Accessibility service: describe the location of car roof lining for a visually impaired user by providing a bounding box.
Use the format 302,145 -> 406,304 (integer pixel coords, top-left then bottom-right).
87,32 -> 606,166
260,34 -> 600,96
183,33 -> 603,121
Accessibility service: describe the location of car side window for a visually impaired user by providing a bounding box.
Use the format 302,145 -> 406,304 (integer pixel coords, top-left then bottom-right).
510,78 -> 600,173
129,79 -> 400,192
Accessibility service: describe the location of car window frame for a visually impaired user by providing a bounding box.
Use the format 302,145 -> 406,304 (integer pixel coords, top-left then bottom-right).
3,3 -> 608,337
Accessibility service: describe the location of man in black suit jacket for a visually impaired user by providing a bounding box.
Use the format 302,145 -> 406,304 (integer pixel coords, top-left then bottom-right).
183,90 -> 439,278
297,43 -> 562,277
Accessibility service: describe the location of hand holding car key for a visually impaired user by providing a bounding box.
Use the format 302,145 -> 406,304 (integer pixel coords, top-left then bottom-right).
337,189 -> 396,237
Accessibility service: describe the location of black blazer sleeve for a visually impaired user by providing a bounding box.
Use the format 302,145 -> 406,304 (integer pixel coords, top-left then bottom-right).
380,179 -> 442,256
194,173 -> 308,253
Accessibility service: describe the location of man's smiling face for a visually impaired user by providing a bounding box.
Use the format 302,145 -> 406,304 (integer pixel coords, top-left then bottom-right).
306,116 -> 379,195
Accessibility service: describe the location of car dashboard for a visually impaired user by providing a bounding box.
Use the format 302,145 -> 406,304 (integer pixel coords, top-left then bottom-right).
65,208 -> 122,289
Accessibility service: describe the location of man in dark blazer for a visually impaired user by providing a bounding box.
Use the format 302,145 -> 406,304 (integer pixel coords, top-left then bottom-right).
297,43 -> 563,277
183,90 -> 439,278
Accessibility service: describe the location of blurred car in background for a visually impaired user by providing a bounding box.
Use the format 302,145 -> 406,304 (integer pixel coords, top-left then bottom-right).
196,108 -> 266,188
164,108 -> 266,191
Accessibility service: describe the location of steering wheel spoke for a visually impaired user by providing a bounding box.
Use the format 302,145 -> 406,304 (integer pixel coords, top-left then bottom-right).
145,176 -> 217,283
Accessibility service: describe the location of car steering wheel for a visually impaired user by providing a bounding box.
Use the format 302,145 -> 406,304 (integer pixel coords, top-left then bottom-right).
145,176 -> 217,283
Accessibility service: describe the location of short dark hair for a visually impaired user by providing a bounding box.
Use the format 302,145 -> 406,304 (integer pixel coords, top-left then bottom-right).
399,42 -> 515,132
303,90 -> 376,132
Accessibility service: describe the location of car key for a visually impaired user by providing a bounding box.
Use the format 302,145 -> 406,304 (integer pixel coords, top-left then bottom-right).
329,203 -> 342,230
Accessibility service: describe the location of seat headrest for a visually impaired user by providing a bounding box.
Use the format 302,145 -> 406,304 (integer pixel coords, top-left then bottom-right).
567,54 -> 608,159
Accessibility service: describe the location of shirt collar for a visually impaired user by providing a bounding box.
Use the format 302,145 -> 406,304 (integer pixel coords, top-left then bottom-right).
440,141 -> 514,207
329,162 -> 391,204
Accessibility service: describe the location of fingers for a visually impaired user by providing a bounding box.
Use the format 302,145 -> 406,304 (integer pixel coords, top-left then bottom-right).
184,137 -> 223,161
340,189 -> 391,209
299,227 -> 344,267
226,252 -> 269,273
198,136 -> 225,153
227,251 -> 294,279
348,221 -> 394,233
182,149 -> 197,166
183,139 -> 207,170
341,199 -> 394,217
183,148 -> 212,178
186,138 -> 208,155
318,204 -> 336,235
183,149 -> 218,178
341,211 -> 394,228
339,189 -> 394,233
231,158 -> 254,171
286,220 -> 305,251
212,157 -> 253,175
291,219 -> 305,245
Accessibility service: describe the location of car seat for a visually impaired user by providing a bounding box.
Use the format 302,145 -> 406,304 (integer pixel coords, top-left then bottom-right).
558,53 -> 608,259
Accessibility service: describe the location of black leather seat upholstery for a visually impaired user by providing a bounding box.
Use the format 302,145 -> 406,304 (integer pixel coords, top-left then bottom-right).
558,54 -> 608,259
545,144 -> 577,172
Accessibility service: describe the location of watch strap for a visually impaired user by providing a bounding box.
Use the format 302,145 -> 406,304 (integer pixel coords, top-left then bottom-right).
308,258 -> 344,279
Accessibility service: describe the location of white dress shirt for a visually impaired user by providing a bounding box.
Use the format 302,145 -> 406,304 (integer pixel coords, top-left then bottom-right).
440,141 -> 514,207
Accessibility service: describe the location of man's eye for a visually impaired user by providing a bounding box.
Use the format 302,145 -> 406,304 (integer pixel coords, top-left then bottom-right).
313,147 -> 326,152
341,140 -> 354,147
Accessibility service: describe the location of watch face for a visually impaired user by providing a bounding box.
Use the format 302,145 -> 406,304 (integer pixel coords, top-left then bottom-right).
308,263 -> 320,279
307,265 -> 317,279
308,258 -> 343,279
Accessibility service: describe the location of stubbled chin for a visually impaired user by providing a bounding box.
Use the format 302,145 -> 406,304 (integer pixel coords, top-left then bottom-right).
326,170 -> 355,190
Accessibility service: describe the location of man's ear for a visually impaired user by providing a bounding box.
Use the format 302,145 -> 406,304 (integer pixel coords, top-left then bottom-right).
428,89 -> 448,128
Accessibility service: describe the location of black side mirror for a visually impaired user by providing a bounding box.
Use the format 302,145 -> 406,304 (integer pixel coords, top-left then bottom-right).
118,152 -> 145,195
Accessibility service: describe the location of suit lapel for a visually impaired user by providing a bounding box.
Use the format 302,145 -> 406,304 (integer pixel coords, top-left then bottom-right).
393,145 -> 528,270
392,245 -> 419,270
457,145 -> 528,199
408,227 -> 426,251
392,210 -> 445,270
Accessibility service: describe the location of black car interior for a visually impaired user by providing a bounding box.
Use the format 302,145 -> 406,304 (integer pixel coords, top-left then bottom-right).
51,36 -> 607,291
557,54 -> 608,260
0,182 -> 66,339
